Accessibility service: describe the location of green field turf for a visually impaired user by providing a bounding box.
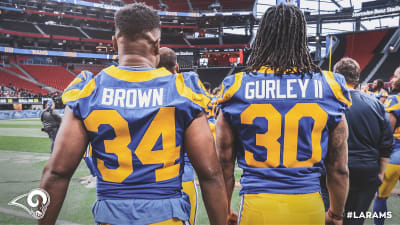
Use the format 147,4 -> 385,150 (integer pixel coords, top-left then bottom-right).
0,118 -> 399,225
0,124 -> 43,129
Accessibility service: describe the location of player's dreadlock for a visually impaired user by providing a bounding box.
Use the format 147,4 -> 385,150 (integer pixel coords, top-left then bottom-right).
244,4 -> 320,76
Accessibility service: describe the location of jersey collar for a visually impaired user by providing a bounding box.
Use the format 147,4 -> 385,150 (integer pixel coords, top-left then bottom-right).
103,65 -> 173,82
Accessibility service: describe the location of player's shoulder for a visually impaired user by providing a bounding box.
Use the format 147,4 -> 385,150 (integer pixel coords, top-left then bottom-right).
218,72 -> 245,104
62,70 -> 96,104
320,70 -> 352,108
385,94 -> 400,112
175,71 -> 210,109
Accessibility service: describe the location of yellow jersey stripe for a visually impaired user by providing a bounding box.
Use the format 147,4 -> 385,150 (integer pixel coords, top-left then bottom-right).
323,71 -> 352,108
176,73 -> 210,109
386,95 -> 400,112
82,71 -> 87,80
218,72 -> 244,104
65,77 -> 83,90
62,79 -> 96,104
103,65 -> 172,82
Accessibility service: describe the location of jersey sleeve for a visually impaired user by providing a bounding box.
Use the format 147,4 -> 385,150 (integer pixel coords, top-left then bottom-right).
175,72 -> 210,120
322,71 -> 352,126
218,72 -> 243,105
385,95 -> 400,127
62,71 -> 96,119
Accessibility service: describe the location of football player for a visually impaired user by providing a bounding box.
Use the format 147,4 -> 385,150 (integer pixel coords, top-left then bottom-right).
158,47 -> 198,225
39,3 -> 228,225
372,79 -> 389,104
216,4 -> 350,225
373,66 -> 400,225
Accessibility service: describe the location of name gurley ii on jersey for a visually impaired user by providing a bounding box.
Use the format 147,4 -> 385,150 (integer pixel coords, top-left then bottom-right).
218,67 -> 352,195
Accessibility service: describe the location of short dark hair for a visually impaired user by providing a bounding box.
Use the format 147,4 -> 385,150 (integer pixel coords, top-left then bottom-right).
158,48 -> 177,71
374,79 -> 384,90
244,4 -> 320,75
114,3 -> 160,41
333,57 -> 360,85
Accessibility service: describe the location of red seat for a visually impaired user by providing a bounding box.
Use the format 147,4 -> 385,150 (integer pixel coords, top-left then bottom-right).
21,65 -> 76,91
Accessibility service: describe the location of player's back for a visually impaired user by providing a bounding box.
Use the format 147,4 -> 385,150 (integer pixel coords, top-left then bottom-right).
218,67 -> 351,195
63,65 -> 208,200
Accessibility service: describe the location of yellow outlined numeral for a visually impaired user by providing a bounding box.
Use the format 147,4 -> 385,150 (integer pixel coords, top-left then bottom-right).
240,103 -> 327,168
85,110 -> 133,183
135,107 -> 181,182
241,104 -> 281,168
84,107 -> 180,183
283,103 -> 327,167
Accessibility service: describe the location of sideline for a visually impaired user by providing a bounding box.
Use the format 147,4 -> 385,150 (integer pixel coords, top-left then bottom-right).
0,207 -> 81,225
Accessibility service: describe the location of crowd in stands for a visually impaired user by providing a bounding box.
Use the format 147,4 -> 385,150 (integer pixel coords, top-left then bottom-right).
0,83 -> 60,98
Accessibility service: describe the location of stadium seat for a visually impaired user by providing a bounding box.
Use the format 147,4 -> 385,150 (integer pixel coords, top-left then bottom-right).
0,70 -> 48,95
20,65 -> 76,90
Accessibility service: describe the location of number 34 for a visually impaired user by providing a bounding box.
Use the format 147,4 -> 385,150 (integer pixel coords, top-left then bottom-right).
84,107 -> 180,183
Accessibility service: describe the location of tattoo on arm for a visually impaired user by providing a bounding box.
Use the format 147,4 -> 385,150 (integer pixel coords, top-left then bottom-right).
326,118 -> 348,167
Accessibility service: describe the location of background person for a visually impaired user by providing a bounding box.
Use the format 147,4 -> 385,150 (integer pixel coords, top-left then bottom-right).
40,99 -> 61,153
373,66 -> 400,225
333,57 -> 393,225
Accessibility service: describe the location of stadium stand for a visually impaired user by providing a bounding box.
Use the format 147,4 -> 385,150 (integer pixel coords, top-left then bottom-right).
0,69 -> 48,94
20,65 -> 75,90
82,28 -> 113,40
4,66 -> 30,79
136,0 -> 159,9
68,63 -> 107,75
0,20 -> 40,34
38,24 -> 86,38
321,28 -> 399,82
219,0 -> 255,10
191,0 -> 215,11
162,0 -> 190,12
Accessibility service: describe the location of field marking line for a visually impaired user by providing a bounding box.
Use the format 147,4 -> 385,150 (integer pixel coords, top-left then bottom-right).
0,207 -> 81,225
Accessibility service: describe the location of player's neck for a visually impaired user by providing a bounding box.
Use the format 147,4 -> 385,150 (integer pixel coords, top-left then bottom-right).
118,55 -> 156,68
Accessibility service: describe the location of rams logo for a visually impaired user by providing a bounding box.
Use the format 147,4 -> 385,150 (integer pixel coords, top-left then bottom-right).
8,188 -> 50,219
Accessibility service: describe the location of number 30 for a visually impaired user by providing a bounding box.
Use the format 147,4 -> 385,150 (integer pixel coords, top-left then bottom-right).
240,103 -> 328,168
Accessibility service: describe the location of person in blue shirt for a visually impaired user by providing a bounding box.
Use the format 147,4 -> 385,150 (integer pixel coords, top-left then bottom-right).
373,66 -> 400,225
38,3 -> 228,225
216,4 -> 350,225
333,57 -> 393,225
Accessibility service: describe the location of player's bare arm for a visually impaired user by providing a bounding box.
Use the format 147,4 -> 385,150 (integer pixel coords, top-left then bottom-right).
325,115 -> 349,225
215,113 -> 235,207
184,111 -> 229,225
38,107 -> 89,225
216,113 -> 238,225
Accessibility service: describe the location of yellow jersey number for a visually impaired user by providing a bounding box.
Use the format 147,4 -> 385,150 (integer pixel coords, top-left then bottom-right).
241,103 -> 328,168
84,107 -> 180,183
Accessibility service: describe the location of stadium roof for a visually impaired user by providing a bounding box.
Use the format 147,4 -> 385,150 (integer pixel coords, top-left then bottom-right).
256,0 -> 399,36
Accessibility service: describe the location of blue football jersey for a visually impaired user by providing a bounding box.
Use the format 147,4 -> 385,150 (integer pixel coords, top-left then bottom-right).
385,94 -> 400,155
62,65 -> 209,200
218,67 -> 351,195
374,89 -> 388,99
205,95 -> 220,124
